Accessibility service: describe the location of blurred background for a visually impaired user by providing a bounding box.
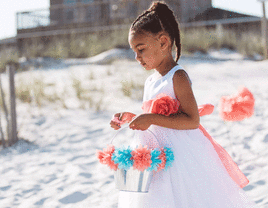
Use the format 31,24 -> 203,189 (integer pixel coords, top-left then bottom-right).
0,0 -> 268,70
0,1 -> 268,207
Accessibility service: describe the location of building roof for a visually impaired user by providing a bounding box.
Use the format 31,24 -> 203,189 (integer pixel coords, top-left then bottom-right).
189,7 -> 258,22
0,37 -> 17,45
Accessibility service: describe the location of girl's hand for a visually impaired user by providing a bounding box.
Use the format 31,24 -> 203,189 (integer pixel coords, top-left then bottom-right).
129,114 -> 152,131
110,112 -> 136,130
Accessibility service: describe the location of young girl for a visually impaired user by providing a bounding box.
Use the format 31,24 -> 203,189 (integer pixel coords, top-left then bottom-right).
110,1 -> 256,207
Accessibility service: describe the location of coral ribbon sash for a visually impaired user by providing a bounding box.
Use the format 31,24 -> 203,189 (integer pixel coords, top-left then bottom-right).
143,103 -> 249,188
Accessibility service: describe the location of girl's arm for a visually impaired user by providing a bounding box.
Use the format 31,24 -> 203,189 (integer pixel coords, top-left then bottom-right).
129,70 -> 200,130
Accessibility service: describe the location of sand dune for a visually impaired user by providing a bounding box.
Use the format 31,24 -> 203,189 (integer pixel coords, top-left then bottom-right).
1,49 -> 268,207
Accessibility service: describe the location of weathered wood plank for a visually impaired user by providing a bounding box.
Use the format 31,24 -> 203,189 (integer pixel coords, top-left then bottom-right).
0,74 -> 7,148
7,65 -> 18,146
0,73 -> 9,147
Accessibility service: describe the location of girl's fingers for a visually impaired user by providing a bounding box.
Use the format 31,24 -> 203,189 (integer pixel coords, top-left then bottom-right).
119,113 -> 124,121
129,122 -> 136,130
114,113 -> 120,117
110,121 -> 121,130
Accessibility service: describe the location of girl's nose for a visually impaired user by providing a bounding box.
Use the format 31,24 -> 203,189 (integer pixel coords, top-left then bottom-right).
135,53 -> 141,61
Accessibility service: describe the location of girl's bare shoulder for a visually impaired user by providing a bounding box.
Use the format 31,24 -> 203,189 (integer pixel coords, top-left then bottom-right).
173,69 -> 191,87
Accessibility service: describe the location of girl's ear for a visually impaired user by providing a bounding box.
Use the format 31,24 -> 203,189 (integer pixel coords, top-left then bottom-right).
159,34 -> 170,50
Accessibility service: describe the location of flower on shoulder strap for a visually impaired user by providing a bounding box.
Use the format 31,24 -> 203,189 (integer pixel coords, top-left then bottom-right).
142,93 -> 180,116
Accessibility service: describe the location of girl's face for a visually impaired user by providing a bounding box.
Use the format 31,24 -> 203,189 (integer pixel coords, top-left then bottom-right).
128,30 -> 164,70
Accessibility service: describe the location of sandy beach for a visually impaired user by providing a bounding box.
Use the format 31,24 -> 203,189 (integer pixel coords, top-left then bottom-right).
0,49 -> 268,207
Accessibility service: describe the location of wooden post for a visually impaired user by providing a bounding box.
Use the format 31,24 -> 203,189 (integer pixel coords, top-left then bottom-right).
7,65 -> 18,146
0,73 -> 9,147
0,105 -> 6,148
262,1 -> 268,59
258,0 -> 268,59
216,23 -> 223,49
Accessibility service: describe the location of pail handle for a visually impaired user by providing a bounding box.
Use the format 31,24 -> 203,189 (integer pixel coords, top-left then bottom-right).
110,126 -> 158,145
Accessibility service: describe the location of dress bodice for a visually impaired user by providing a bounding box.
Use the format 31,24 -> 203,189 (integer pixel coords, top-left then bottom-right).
143,65 -> 184,102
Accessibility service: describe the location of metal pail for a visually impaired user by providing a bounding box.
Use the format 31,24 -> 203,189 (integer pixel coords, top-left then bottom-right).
114,167 -> 153,192
110,127 -> 158,193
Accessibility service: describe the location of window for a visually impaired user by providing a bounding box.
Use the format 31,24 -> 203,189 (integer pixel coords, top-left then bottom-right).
64,0 -> 77,5
66,9 -> 74,20
63,0 -> 77,22
81,0 -> 94,3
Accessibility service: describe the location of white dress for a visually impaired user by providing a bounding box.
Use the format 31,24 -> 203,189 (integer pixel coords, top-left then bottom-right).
118,65 -> 256,208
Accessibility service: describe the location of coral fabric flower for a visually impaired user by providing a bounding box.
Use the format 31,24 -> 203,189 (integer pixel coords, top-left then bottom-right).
142,93 -> 180,116
219,87 -> 255,121
132,145 -> 152,172
157,148 -> 166,172
142,99 -> 153,114
96,145 -> 118,171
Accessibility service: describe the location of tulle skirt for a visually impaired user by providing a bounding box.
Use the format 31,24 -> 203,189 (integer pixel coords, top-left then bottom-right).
118,125 -> 256,208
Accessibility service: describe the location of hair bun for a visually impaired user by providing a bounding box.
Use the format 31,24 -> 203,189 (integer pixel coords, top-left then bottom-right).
148,1 -> 170,16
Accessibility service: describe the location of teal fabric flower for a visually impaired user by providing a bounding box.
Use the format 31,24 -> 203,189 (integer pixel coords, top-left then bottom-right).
147,149 -> 161,171
112,146 -> 133,170
164,147 -> 174,170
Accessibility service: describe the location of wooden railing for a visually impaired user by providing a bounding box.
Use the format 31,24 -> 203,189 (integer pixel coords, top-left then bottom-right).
15,2 -> 263,39
16,0 -> 139,31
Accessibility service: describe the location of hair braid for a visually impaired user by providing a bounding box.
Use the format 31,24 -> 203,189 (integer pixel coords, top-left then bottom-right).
131,10 -> 151,30
150,2 -> 181,61
131,1 -> 181,61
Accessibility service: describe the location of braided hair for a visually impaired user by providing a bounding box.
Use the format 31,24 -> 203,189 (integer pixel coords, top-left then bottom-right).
131,1 -> 181,62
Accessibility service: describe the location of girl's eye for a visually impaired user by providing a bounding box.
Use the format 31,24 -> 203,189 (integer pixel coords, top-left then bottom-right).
138,49 -> 144,53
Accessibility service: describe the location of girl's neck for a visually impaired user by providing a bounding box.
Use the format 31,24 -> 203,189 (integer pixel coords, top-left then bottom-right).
155,55 -> 178,77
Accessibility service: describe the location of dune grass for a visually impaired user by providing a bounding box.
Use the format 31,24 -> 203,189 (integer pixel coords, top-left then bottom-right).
180,29 -> 262,56
16,27 -> 263,61
0,47 -> 19,73
16,76 -> 46,107
19,28 -> 130,60
0,27 -> 263,71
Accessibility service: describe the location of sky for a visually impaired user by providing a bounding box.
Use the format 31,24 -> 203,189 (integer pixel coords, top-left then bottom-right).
0,0 -> 267,40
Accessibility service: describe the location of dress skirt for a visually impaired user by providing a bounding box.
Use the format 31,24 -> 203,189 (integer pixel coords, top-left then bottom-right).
118,125 -> 256,208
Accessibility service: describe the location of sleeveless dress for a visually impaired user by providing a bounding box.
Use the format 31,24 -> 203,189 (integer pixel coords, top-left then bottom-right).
118,65 -> 256,208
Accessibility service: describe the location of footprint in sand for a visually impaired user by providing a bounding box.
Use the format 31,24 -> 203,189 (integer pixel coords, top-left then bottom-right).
69,155 -> 88,162
59,191 -> 89,204
242,168 -> 263,192
243,185 -> 255,191
79,172 -> 92,178
245,165 -> 255,171
255,180 -> 266,186
243,143 -> 251,150
40,174 -> 57,184
255,198 -> 263,204
0,185 -> 11,191
34,197 -> 49,206
263,134 -> 268,143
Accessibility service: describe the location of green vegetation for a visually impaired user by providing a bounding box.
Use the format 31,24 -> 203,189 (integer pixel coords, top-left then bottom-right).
121,78 -> 144,101
16,76 -> 46,107
19,29 -> 130,59
180,29 -> 263,56
19,28 -> 265,60
0,48 -> 19,73
0,28 -> 264,72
